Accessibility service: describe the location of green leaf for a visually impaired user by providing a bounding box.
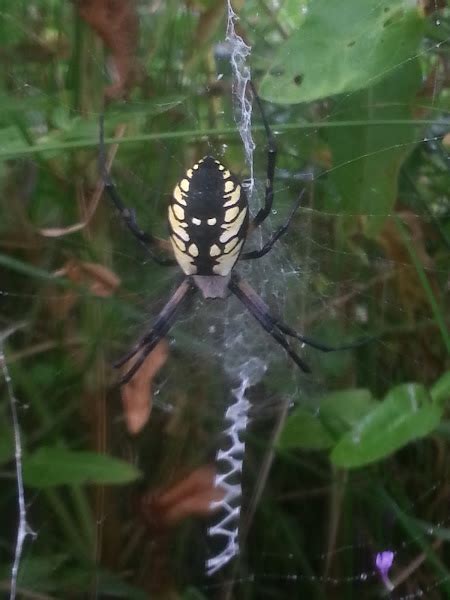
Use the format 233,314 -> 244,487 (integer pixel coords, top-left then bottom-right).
278,408 -> 334,450
320,389 -> 375,437
260,0 -> 424,104
431,371 -> 450,409
331,383 -> 442,468
16,554 -> 68,590
324,59 -> 421,231
23,447 -> 141,488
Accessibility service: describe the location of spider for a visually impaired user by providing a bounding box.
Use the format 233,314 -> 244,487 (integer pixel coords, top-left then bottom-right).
99,85 -> 363,384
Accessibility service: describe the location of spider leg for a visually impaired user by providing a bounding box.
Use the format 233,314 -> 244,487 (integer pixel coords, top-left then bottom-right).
99,115 -> 176,267
241,189 -> 304,260
230,273 -> 368,372
115,278 -> 196,384
229,273 -> 312,373
118,333 -> 165,385
248,82 -> 277,231
272,321 -> 370,353
114,278 -> 194,368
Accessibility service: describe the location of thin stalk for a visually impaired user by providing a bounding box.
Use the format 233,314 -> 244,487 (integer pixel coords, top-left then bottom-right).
394,215 -> 450,354
44,489 -> 90,560
0,119 -> 444,161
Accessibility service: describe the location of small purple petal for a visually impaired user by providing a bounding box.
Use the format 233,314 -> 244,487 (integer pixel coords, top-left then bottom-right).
375,551 -> 395,591
376,550 -> 394,574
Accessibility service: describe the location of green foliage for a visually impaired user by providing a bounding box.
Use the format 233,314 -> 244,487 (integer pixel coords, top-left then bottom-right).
280,375 -> 449,468
431,370 -> 450,408
325,60 -> 421,231
331,383 -> 441,468
260,0 -> 425,104
278,407 -> 334,450
23,447 -> 141,487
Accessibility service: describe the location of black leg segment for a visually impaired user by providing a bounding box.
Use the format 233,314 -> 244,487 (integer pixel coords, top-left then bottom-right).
99,115 -> 176,267
116,277 -> 196,384
229,273 -> 368,372
248,81 -> 277,231
242,189 -> 304,260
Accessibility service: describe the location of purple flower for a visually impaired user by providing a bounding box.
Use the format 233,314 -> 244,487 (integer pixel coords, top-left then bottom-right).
375,550 -> 394,591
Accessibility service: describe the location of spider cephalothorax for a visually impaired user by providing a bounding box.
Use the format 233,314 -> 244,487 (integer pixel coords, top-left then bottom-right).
99,85 -> 364,384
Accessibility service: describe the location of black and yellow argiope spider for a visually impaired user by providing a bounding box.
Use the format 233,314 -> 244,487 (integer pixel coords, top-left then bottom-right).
100,85 -> 362,384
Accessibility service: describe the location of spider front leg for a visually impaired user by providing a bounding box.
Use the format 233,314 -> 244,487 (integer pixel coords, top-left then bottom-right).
99,116 -> 176,267
242,189 -> 304,260
248,82 -> 277,232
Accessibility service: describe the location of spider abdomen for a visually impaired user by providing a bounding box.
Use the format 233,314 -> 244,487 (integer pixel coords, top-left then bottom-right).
168,156 -> 248,277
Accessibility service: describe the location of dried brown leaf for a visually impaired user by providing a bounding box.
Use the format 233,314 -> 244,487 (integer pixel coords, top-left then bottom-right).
55,259 -> 120,295
50,259 -> 120,320
75,0 -> 139,100
120,340 -> 169,434
141,465 -> 225,529
39,123 -> 126,238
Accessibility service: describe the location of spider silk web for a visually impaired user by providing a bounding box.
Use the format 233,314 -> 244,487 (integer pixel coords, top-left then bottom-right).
0,0 -> 449,598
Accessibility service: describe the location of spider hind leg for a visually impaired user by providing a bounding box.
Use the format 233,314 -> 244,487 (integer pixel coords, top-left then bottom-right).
115,278 -> 195,385
229,273 -> 366,372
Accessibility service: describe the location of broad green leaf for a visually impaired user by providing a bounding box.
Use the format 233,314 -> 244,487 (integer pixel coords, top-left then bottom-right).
16,554 -> 67,591
319,389 -> 375,437
260,0 -> 424,104
431,371 -> 450,408
277,0 -> 308,33
278,408 -> 334,450
331,384 -> 442,468
23,447 -> 141,488
325,59 -> 421,231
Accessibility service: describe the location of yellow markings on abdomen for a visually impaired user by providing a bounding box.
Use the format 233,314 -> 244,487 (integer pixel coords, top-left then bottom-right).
224,206 -> 240,222
168,205 -> 189,242
171,235 -> 186,252
173,185 -> 187,206
180,178 -> 190,192
219,207 -> 247,243
209,244 -> 221,257
188,243 -> 199,257
172,203 -> 185,220
213,240 -> 244,275
223,185 -> 241,207
207,218 -> 217,226
171,241 -> 197,275
224,237 -> 240,254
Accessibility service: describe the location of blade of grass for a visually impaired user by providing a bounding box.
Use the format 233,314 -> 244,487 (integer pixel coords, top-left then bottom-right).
377,486 -> 450,596
0,118 -> 444,161
394,215 -> 450,354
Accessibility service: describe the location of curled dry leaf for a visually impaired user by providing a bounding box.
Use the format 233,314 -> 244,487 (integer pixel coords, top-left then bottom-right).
38,123 -> 126,238
75,0 -> 139,100
141,465 -> 225,530
50,259 -> 120,319
120,340 -> 169,434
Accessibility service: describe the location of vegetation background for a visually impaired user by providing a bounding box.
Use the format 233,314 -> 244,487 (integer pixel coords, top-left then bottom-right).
0,0 -> 449,598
